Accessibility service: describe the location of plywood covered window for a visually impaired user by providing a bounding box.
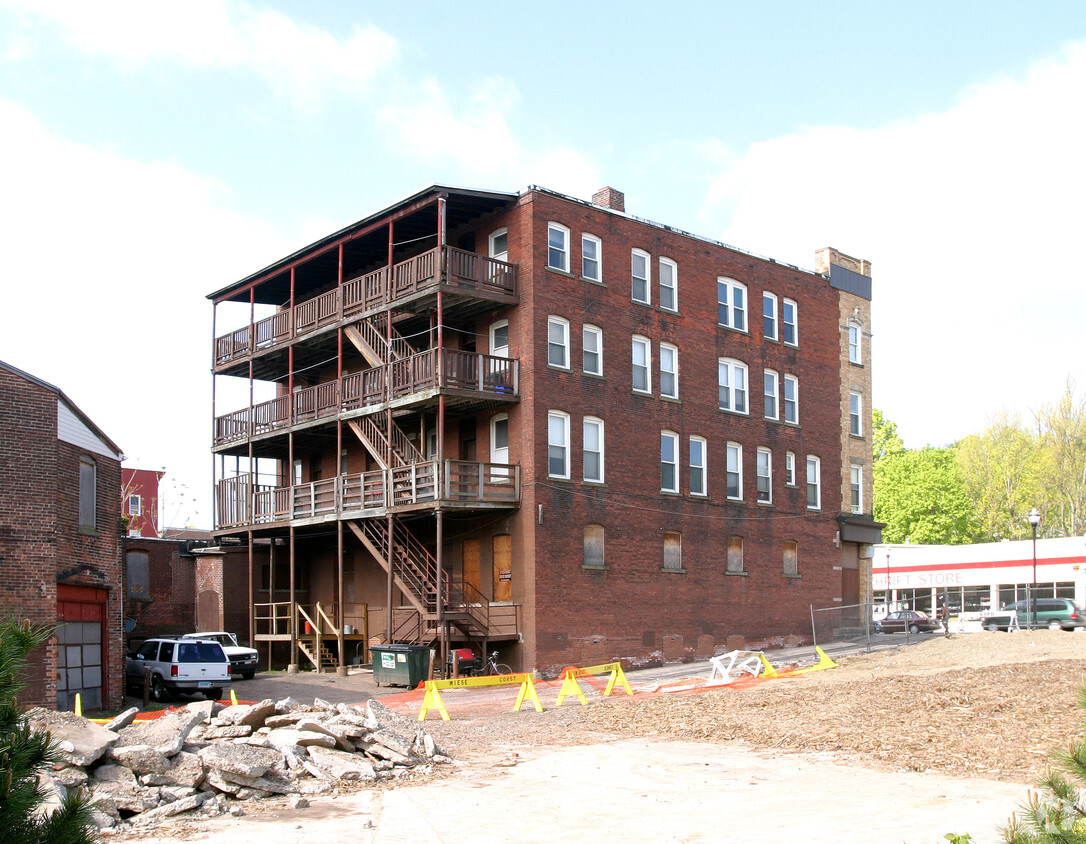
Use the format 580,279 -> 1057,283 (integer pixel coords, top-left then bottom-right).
727,535 -> 744,573
584,524 -> 605,568
79,457 -> 96,529
663,532 -> 682,571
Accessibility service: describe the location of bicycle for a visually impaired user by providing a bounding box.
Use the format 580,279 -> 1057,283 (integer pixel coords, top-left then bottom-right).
481,650 -> 513,676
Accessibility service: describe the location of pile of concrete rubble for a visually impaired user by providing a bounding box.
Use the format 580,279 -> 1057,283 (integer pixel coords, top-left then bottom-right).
27,696 -> 449,831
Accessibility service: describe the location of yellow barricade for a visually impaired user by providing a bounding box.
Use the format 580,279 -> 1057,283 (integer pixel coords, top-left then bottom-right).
759,646 -> 837,678
418,672 -> 542,721
555,662 -> 633,707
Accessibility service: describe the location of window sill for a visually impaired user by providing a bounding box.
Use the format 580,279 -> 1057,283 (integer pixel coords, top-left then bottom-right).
547,364 -> 571,373
632,298 -> 652,308
582,372 -> 605,380
716,325 -> 750,337
717,408 -> 751,418
661,567 -> 686,574
725,570 -> 748,577
581,276 -> 605,286
660,490 -> 681,497
783,573 -> 802,580
661,396 -> 681,404
850,361 -> 865,368
632,389 -> 653,398
77,526 -> 100,537
547,475 -> 573,483
850,434 -> 866,441
582,565 -> 607,572
658,307 -> 679,316
546,266 -> 575,279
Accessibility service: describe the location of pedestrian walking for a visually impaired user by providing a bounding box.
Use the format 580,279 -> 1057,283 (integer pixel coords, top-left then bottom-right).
941,603 -> 950,636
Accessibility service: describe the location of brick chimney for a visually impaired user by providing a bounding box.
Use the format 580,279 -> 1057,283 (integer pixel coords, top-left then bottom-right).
591,186 -> 625,212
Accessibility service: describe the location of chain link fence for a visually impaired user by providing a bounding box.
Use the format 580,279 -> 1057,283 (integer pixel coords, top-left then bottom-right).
810,601 -> 948,651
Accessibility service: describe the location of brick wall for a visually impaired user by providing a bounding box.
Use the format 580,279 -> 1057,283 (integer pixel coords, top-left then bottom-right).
473,190 -> 851,669
124,537 -> 196,644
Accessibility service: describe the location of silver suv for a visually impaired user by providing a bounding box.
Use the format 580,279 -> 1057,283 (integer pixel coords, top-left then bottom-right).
126,638 -> 232,702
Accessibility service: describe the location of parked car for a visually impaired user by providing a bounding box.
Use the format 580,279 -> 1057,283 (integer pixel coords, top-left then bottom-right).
126,638 -> 231,702
181,631 -> 259,679
874,610 -> 941,634
985,598 -> 1085,631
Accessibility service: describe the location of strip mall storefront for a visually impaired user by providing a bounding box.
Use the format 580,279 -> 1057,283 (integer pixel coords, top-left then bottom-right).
872,536 -> 1086,618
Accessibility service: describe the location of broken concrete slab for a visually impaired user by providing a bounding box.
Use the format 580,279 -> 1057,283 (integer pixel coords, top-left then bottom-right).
197,741 -> 283,778
114,709 -> 205,757
25,708 -> 118,767
102,707 -> 140,732
306,746 -> 378,781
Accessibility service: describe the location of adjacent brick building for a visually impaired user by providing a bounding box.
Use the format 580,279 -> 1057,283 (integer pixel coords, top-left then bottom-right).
121,467 -> 164,538
208,185 -> 882,676
0,360 -> 124,709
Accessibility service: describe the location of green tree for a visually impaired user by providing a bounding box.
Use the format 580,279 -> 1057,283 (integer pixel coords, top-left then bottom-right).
1035,384 -> 1086,538
1002,684 -> 1086,842
874,446 -> 978,544
0,617 -> 96,843
955,412 -> 1041,542
872,408 -> 904,463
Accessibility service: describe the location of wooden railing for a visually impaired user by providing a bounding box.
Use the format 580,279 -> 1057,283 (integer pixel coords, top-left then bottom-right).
214,349 -> 519,446
215,461 -> 520,529
214,246 -> 518,368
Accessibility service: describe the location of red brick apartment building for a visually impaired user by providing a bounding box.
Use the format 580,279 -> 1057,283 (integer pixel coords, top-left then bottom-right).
209,185 -> 881,676
0,360 -> 124,709
121,467 -> 164,538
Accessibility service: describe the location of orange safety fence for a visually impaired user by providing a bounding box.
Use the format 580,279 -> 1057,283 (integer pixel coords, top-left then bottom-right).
92,649 -> 837,723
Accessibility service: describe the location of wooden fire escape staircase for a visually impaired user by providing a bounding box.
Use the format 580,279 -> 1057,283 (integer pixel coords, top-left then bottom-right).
343,317 -> 491,648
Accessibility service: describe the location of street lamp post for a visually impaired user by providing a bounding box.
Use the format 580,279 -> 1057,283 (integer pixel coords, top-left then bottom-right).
1028,507 -> 1041,630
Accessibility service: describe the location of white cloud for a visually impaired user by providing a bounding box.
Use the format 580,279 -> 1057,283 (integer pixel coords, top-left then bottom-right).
0,0 -> 398,108
377,75 -> 600,195
0,97 -> 288,526
699,40 -> 1086,449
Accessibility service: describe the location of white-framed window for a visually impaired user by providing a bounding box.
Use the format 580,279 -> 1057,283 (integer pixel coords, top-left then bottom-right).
784,451 -> 796,486
718,358 -> 748,414
659,258 -> 677,311
763,292 -> 778,341
128,494 -> 142,517
783,374 -> 798,424
663,531 -> 682,571
547,316 -> 569,369
632,336 -> 651,394
851,463 -> 863,514
782,298 -> 798,346
806,455 -> 821,510
764,369 -> 779,420
582,233 -> 601,282
689,436 -> 707,497
490,413 -> 510,482
548,411 -> 570,479
849,321 -> 862,364
661,430 -> 679,493
850,391 -> 863,436
547,222 -> 570,272
756,447 -> 772,504
583,324 -> 603,375
726,442 -> 742,500
490,319 -> 509,358
488,228 -> 508,261
584,416 -> 604,483
631,249 -> 651,304
717,277 -> 747,331
660,343 -> 678,399
79,457 -> 96,529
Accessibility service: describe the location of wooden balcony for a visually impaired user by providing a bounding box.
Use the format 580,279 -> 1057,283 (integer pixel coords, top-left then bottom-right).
214,349 -> 517,448
214,246 -> 519,370
215,461 -> 521,530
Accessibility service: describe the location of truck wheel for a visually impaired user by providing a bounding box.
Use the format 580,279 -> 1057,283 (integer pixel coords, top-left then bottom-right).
206,688 -> 223,701
151,676 -> 173,703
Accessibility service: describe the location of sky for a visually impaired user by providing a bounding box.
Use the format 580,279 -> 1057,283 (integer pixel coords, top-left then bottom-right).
2,1 -> 1085,529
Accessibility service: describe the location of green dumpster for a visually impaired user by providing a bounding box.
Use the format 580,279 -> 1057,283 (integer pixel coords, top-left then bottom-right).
371,644 -> 430,688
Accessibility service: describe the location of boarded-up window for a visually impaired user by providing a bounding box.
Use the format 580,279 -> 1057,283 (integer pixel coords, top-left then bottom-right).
126,550 -> 150,600
663,532 -> 682,571
783,540 -> 799,576
584,524 -> 605,568
727,535 -> 744,573
79,457 -> 96,529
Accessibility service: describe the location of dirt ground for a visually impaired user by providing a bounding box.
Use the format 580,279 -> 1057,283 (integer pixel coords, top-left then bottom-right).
422,630 -> 1086,784
104,631 -> 1086,842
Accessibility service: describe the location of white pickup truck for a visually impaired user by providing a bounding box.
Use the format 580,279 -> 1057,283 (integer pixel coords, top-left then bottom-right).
181,631 -> 259,679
